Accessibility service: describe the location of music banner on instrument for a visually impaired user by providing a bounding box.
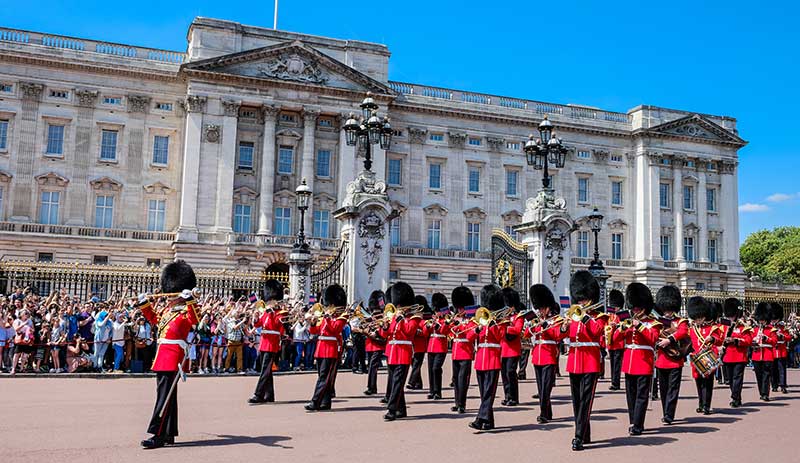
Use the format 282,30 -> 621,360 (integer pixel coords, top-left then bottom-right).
559,296 -> 571,310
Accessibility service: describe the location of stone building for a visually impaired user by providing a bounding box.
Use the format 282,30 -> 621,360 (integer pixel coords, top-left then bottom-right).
0,17 -> 747,297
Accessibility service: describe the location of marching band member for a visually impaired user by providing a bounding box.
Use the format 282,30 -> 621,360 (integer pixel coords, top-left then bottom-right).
720,297 -> 752,408
687,296 -> 724,414
450,286 -> 478,414
380,284 -> 394,405
425,293 -> 450,400
606,289 -> 625,391
653,285 -> 689,424
469,285 -> 505,431
406,295 -> 430,390
138,260 -> 199,449
752,302 -> 777,401
249,279 -> 285,404
364,290 -> 386,396
770,303 -> 789,394
565,271 -> 604,451
381,282 -> 418,421
620,283 -> 661,436
500,287 -> 525,407
305,284 -> 348,411
526,284 -> 566,424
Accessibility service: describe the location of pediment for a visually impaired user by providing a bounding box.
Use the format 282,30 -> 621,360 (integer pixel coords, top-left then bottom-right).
646,114 -> 746,147
0,170 -> 12,182
233,186 -> 258,202
423,202 -> 448,216
143,182 -> 172,195
314,192 -> 337,209
182,41 -> 395,96
89,176 -> 123,192
607,219 -> 628,230
501,209 -> 523,222
463,207 -> 487,220
35,172 -> 69,187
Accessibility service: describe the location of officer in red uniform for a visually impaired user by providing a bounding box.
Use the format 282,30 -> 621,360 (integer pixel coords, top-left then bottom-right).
450,286 -> 477,414
619,283 -> 661,436
565,271 -> 603,451
406,295 -> 430,390
770,303 -> 789,394
499,287 -> 524,407
305,284 -> 348,411
139,260 -> 199,449
380,282 -> 418,421
752,302 -> 777,401
469,284 -> 505,431
526,284 -> 566,423
720,297 -> 752,407
605,290 -> 625,390
687,296 -> 724,414
653,285 -> 689,424
249,279 -> 285,404
425,293 -> 450,400
364,290 -> 386,396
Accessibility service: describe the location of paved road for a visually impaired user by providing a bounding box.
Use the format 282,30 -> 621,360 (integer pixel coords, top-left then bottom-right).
3,363 -> 797,462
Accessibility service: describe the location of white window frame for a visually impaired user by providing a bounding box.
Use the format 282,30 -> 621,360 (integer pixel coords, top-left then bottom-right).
427,220 -> 441,249
94,194 -> 114,229
683,185 -> 695,211
684,237 -> 695,262
429,162 -> 442,190
661,235 -> 671,261
708,238 -> 717,263
316,149 -> 331,178
274,207 -> 292,236
506,170 -> 518,197
611,181 -> 623,206
578,177 -> 590,204
0,119 -> 8,151
611,233 -> 623,260
577,231 -> 589,258
388,158 -> 403,186
147,199 -> 166,232
313,209 -> 330,238
468,167 -> 481,194
152,135 -> 169,166
39,191 -> 60,225
466,222 -> 481,251
707,188 -> 717,212
277,145 -> 293,174
233,204 -> 252,234
390,218 -> 401,246
100,129 -> 118,161
45,124 -> 65,156
659,183 -> 671,209
238,141 -> 255,170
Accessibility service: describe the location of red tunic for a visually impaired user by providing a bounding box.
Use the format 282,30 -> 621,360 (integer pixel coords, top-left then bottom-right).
380,317 -> 417,365
500,314 -> 525,358
621,317 -> 661,376
722,324 -> 753,363
526,321 -> 566,366
365,333 -> 386,353
689,324 -> 724,378
425,319 -> 451,354
141,299 -> 199,372
751,325 -> 777,362
566,318 -> 603,374
475,323 -> 504,371
606,313 -> 625,351
775,326 -> 790,359
254,310 -> 285,353
410,316 -> 429,354
655,318 -> 690,369
310,317 -> 346,358
451,320 -> 478,361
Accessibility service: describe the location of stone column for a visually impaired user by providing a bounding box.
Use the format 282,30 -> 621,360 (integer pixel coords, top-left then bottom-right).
697,170 -> 708,261
288,249 -> 312,304
10,82 -> 43,222
673,163 -> 684,261
177,95 -> 206,241
257,105 -> 279,235
633,152 -> 648,262
336,117 -> 357,202
122,95 -> 150,229
648,154 -> 662,262
301,108 -> 319,234
720,161 -> 740,266
66,89 -> 98,226
215,99 -> 239,233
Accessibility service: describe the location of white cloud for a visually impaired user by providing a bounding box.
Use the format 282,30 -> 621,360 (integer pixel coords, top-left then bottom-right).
739,203 -> 770,212
766,193 -> 799,202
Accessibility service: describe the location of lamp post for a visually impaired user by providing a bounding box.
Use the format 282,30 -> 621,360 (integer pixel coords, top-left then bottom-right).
524,115 -> 568,192
586,206 -> 609,308
343,92 -> 393,172
294,178 -> 311,253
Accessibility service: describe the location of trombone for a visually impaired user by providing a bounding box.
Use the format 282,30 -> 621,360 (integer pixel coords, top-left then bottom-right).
145,288 -> 202,300
565,300 -> 605,322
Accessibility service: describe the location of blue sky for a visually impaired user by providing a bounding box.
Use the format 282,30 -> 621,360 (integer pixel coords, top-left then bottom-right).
4,0 -> 799,242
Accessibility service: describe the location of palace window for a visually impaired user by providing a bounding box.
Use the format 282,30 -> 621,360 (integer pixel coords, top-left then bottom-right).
238,142 -> 255,170
610,154 -> 623,162
152,135 -> 169,165
506,142 -> 520,151
578,177 -> 589,203
147,199 -> 166,232
707,188 -> 717,212
316,149 -> 331,177
233,204 -> 252,234
146,258 -> 161,267
428,272 -> 441,281
661,158 -> 672,166
46,124 -> 64,156
429,133 -> 444,142
661,235 -> 671,261
94,195 -> 114,229
0,83 -> 12,93
93,255 -> 109,265
103,96 -> 122,105
467,274 -> 479,283
37,252 -> 54,263
427,220 -> 441,249
611,181 -> 623,206
577,150 -> 591,159
684,237 -> 695,262
389,270 -> 398,280
683,185 -> 695,210
468,168 -> 480,193
467,222 -> 481,251
155,102 -> 173,111
274,207 -> 291,236
39,191 -> 60,225
318,118 -> 334,128
611,233 -> 623,260
278,145 -> 293,174
100,129 -> 118,161
577,231 -> 589,258
0,120 -> 7,150
279,113 -> 297,123
429,163 -> 441,189
506,170 -> 518,197
504,225 -> 518,241
684,160 -> 695,168
49,89 -> 69,99
468,137 -> 481,146
708,239 -> 717,263
659,183 -> 671,209
388,158 -> 402,186
390,218 -> 401,246
314,210 -> 330,238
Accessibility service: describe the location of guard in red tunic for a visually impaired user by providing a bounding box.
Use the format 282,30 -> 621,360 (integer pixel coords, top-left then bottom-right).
406,295 -> 430,390
249,279 -> 285,404
526,284 -> 566,423
305,284 -> 348,411
380,282 -> 418,421
364,290 -> 387,396
720,297 -> 752,407
619,283 -> 661,436
499,287 -> 524,407
653,285 -> 689,424
469,284 -> 505,431
449,286 -> 477,414
770,303 -> 789,394
139,260 -> 199,449
605,290 -> 625,391
425,293 -> 450,400
752,302 -> 777,401
564,271 -> 603,451
687,296 -> 724,414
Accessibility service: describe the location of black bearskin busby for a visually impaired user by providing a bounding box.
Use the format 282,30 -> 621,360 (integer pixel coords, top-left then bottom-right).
570,270 -> 599,305
608,289 -> 625,311
723,297 -> 742,318
451,286 -> 475,309
754,302 -> 772,322
388,282 -> 415,308
771,302 -> 784,321
368,290 -> 386,314
384,284 -> 394,304
530,284 -> 558,312
160,260 -> 196,294
431,293 -> 449,311
501,287 -> 522,313
654,285 -> 681,316
625,282 -> 654,312
415,295 -> 433,314
712,302 -> 723,321
322,284 -> 347,308
687,296 -> 709,320
262,278 -> 284,303
480,284 -> 505,311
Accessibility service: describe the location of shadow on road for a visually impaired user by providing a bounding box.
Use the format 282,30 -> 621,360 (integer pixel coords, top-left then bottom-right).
588,435 -> 677,449
476,422 -> 573,434
646,425 -> 720,435
173,434 -> 292,449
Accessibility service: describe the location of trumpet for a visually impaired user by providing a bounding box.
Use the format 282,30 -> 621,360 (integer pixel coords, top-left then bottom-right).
565,300 -> 605,322
145,287 -> 202,300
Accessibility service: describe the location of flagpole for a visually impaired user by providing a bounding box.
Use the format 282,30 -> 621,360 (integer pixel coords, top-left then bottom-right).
274,0 -> 279,30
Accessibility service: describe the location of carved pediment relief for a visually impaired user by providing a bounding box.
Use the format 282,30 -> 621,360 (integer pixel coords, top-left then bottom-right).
423,203 -> 449,217
684,222 -> 699,236
314,192 -> 337,209
143,182 -> 172,195
89,176 -> 123,192
607,219 -> 628,230
0,170 -> 12,183
390,200 -> 408,216
273,188 -> 296,208
276,128 -> 303,139
35,172 -> 69,187
463,207 -> 487,220
501,209 -> 523,222
647,114 -> 746,147
233,186 -> 258,203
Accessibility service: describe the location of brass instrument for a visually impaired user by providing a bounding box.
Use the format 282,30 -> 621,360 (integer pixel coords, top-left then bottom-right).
657,317 -> 692,360
565,300 -> 605,322
146,288 -> 202,300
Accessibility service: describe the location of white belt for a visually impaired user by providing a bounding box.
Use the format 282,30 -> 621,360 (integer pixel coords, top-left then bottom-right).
389,340 -> 413,346
777,341 -> 786,345
625,344 -> 654,351
534,340 -> 557,345
452,339 -> 470,343
158,339 -> 188,351
570,342 -> 600,348
478,343 -> 501,349
430,334 -> 447,338
758,344 -> 772,348
318,336 -> 338,342
261,330 -> 281,336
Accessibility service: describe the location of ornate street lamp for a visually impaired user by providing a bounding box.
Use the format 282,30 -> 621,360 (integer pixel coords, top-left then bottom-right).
587,207 -> 604,271
343,92 -> 393,172
294,178 -> 312,253
524,115 -> 568,191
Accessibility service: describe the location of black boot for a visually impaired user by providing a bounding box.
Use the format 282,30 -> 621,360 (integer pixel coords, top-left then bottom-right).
572,438 -> 584,451
141,435 -> 165,449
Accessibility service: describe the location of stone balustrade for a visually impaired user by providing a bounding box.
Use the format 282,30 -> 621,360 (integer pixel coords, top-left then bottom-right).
0,221 -> 175,241
570,256 -> 635,268
391,246 -> 491,260
197,232 -> 340,251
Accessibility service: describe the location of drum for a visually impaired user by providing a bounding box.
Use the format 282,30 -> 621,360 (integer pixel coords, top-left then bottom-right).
691,347 -> 721,377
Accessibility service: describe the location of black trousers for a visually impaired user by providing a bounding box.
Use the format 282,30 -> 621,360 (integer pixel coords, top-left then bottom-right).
476,369 -> 500,425
366,351 -> 382,393
352,334 -> 367,372
772,357 -> 787,389
534,364 -> 556,419
407,352 -> 425,388
657,367 -> 682,420
387,364 -> 410,414
753,360 -> 773,397
501,356 -> 520,402
310,357 -> 337,408
608,349 -> 623,388
625,374 -> 652,431
599,349 -> 607,378
453,359 -> 472,408
427,352 -> 446,396
253,351 -> 276,401
694,375 -> 715,409
147,371 -> 178,438
569,373 -> 598,442
724,362 -> 746,402
518,349 -> 530,379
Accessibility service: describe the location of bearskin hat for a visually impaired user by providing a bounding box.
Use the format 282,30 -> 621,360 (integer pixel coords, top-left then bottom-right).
431,293 -> 449,311
530,284 -> 558,312
415,295 -> 433,314
687,296 -> 709,320
712,302 -> 723,320
384,284 -> 394,304
754,302 -> 772,322
160,260 -> 197,294
570,270 -> 599,304
480,284 -> 505,311
723,297 -> 742,318
625,282 -> 654,312
451,286 -> 475,309
322,284 -> 347,308
262,278 -> 284,303
501,287 -> 522,312
368,290 -> 386,313
654,285 -> 681,316
771,302 -> 784,321
388,282 -> 415,307
608,289 -> 625,310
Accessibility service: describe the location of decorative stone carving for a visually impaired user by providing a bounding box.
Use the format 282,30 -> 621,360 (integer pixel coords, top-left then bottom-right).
143,182 -> 172,195
127,95 -> 151,113
303,108 -> 320,124
89,176 -> 123,192
19,82 -> 44,101
526,190 -> 567,213
258,53 -> 327,84
607,218 -> 628,230
204,124 -> 221,143
184,95 -> 206,113
342,170 -> 387,207
544,227 -> 568,287
222,99 -> 241,117
592,149 -> 609,162
463,207 -> 487,220
501,209 -> 523,222
74,89 -> 98,108
486,136 -> 505,151
35,172 -> 69,187
0,170 -> 13,183
719,160 -> 737,174
448,131 -> 467,148
408,127 -> 427,144
423,203 -> 448,217
358,211 -> 386,284
262,105 -> 280,122
684,222 -> 699,237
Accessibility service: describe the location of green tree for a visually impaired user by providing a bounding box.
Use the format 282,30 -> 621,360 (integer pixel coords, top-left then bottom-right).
740,226 -> 800,284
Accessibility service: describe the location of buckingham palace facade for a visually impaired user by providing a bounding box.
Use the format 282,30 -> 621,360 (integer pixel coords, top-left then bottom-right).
0,17 -> 747,296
